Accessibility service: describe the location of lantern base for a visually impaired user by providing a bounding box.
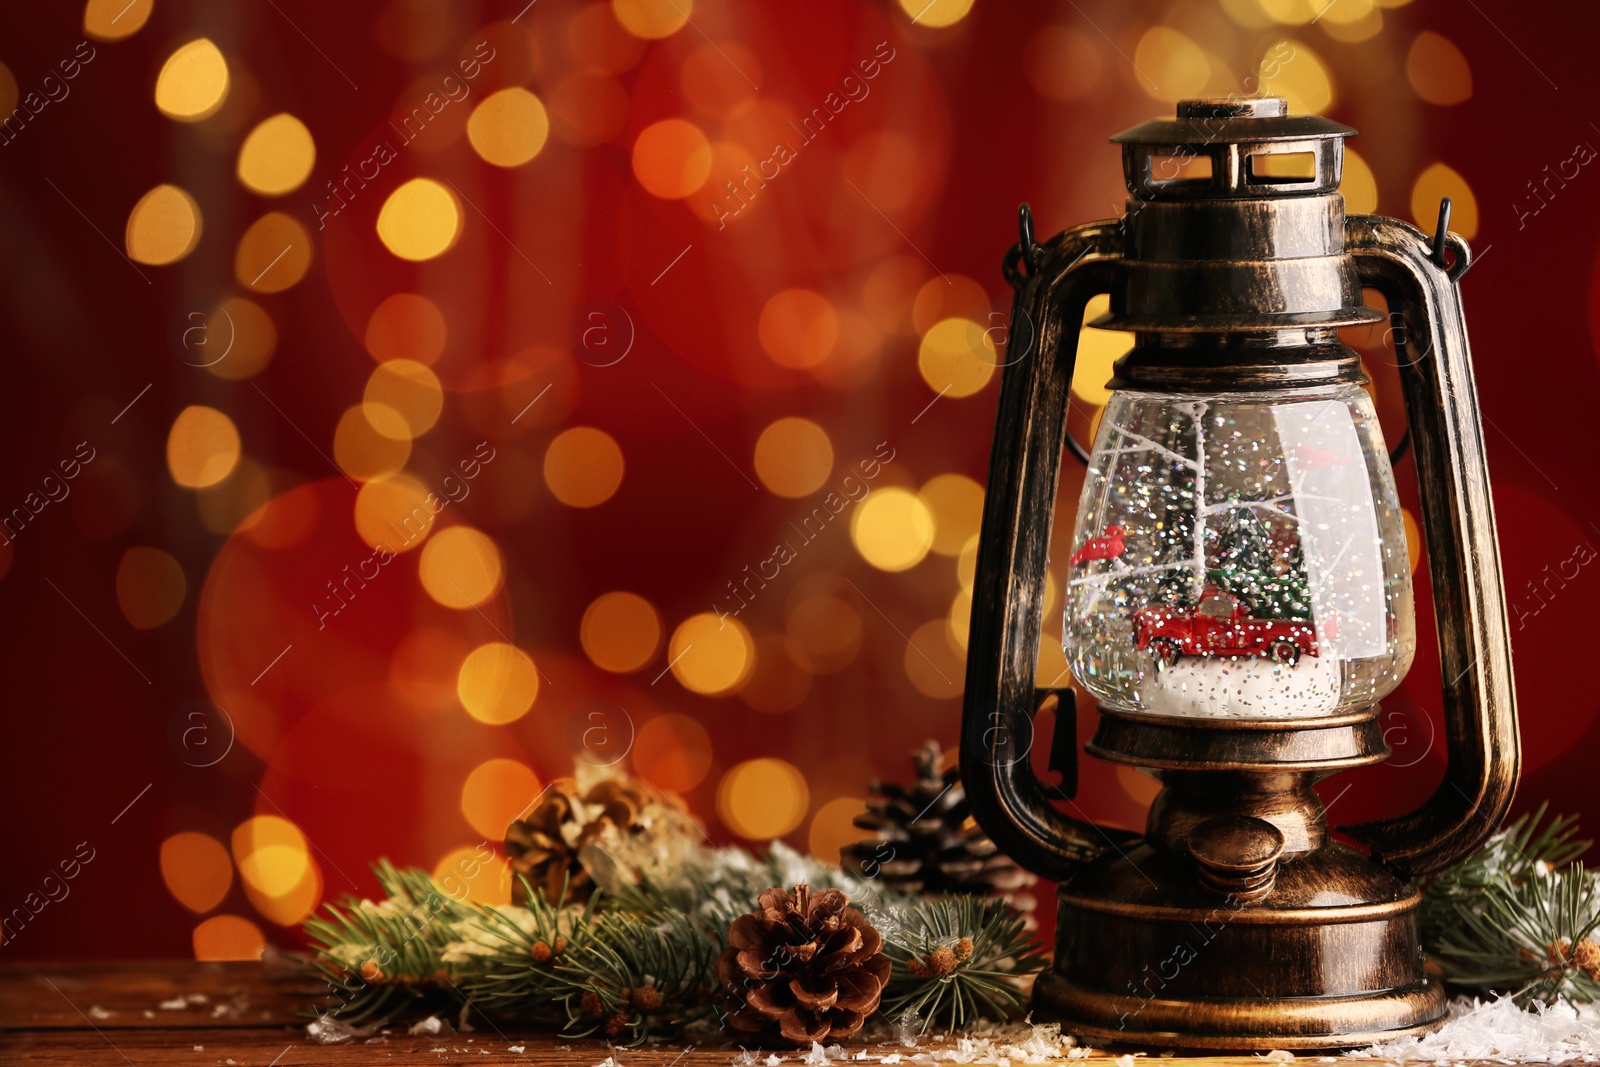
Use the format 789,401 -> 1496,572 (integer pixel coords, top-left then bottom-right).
1034,969 -> 1446,1050
1035,838 -> 1448,1050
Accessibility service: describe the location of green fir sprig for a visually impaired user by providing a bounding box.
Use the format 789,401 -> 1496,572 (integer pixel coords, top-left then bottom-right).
1421,804 -> 1600,1006
879,894 -> 1047,1032
298,842 -> 1044,1045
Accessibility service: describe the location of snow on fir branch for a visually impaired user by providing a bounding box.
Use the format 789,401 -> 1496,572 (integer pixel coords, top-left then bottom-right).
296,780 -> 1044,1048
1420,803 -> 1600,1006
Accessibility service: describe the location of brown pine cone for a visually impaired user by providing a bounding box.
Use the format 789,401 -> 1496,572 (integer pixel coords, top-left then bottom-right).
717,885 -> 891,1046
504,778 -> 645,906
840,741 -> 1036,918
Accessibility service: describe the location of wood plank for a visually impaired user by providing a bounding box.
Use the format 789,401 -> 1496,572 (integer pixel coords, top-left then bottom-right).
0,962 -> 1462,1066
2,1027 -> 1292,1067
0,961 -> 302,1031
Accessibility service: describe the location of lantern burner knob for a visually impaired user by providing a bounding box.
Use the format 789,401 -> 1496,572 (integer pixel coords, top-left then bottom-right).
1189,815 -> 1285,903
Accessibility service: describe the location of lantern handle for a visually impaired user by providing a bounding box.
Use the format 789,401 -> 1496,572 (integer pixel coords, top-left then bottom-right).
1341,214 -> 1519,877
963,213 -> 1139,883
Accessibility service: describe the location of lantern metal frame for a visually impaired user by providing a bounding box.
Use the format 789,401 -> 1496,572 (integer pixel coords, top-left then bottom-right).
960,98 -> 1518,1049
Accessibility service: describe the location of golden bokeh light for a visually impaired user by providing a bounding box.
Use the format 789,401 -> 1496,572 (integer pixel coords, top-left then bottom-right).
1255,0 -> 1322,22
0,63 -> 14,117
364,359 -> 443,441
155,38 -> 229,121
1410,161 -> 1478,240
391,627 -> 472,711
631,118 -> 712,199
1323,4 -> 1384,43
1407,31 -> 1472,106
167,406 -> 241,489
460,758 -> 542,839
85,0 -> 153,40
905,619 -> 964,698
569,3 -> 647,74
1134,28 -> 1209,104
957,533 -> 980,590
468,88 -> 550,168
192,915 -> 265,961
718,758 -> 809,840
377,178 -> 462,261
457,642 -> 540,724
547,72 -> 629,147
201,297 -> 277,380
669,612 -> 754,695
231,815 -> 309,898
911,275 -> 990,335
160,832 -> 233,914
1342,147 -> 1379,215
333,404 -> 411,482
612,0 -> 691,40
1023,25 -> 1102,102
237,113 -> 316,196
808,796 -> 866,864
739,634 -> 814,713
633,714 -> 714,792
753,418 -> 833,498
196,456 -> 271,536
580,591 -> 661,673
353,473 -> 435,553
897,0 -> 974,27
785,591 -> 861,674
544,427 -> 624,508
918,473 -> 983,556
1402,506 -> 1423,574
235,212 -> 313,293
948,587 -> 972,650
851,486 -> 935,572
366,293 -> 447,364
759,289 -> 838,369
116,546 -> 186,629
419,526 -> 504,608
862,256 -> 927,334
126,184 -> 202,266
1259,39 -> 1334,115
682,42 -> 761,118
917,318 -> 996,398
246,855 -> 322,926
432,846 -> 511,906
1070,295 -> 1135,407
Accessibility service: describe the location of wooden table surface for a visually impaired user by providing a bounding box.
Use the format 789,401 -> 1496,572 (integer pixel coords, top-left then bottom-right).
0,962 -> 1420,1067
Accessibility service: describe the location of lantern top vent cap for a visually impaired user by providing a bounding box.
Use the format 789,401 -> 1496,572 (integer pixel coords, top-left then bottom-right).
1112,97 -> 1355,146
1113,98 -> 1355,201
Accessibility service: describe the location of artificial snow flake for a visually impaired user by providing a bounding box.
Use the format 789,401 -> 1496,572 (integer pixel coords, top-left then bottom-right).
1351,995 -> 1600,1062
1115,1055 -> 1137,1067
508,1047 -> 525,1054
87,1005 -> 114,1020
158,996 -> 186,1009
407,1015 -> 453,1036
1260,1052 -> 1295,1062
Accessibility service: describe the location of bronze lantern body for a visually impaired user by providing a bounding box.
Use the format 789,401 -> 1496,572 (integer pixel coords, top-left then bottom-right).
961,98 -> 1519,1049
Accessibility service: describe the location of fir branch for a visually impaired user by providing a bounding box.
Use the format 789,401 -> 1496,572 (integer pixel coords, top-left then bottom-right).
1421,805 -> 1600,1006
457,874 -> 720,1045
299,860 -> 473,1025
878,895 -> 1046,1033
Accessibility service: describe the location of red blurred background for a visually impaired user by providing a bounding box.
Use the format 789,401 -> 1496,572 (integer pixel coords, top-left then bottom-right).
2,0 -> 1597,961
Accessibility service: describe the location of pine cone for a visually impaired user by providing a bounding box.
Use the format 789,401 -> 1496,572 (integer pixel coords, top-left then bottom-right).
717,885 -> 891,1045
504,778 -> 644,906
840,741 -> 1036,917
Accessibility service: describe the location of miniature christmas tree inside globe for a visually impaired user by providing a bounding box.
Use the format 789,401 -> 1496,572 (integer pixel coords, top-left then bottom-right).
1063,383 -> 1415,718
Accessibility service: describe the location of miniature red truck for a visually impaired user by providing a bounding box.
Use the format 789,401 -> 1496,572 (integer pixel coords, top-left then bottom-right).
1133,585 -> 1319,668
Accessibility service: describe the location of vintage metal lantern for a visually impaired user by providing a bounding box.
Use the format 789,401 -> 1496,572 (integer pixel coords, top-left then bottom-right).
961,98 -> 1519,1048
